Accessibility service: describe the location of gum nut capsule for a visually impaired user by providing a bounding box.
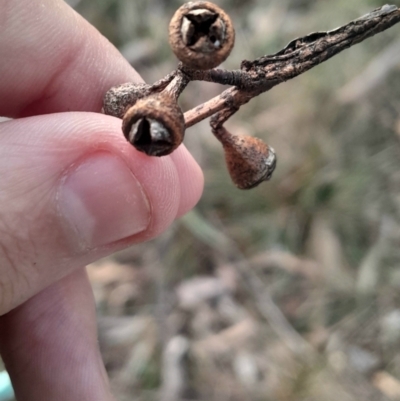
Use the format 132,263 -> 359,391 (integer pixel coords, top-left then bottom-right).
122,93 -> 185,157
219,131 -> 277,189
169,1 -> 235,70
103,82 -> 151,119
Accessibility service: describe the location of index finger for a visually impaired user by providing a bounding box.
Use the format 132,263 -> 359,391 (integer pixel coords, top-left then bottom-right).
0,0 -> 141,117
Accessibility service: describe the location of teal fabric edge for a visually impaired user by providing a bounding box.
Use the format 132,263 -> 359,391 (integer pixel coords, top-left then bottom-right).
0,371 -> 14,400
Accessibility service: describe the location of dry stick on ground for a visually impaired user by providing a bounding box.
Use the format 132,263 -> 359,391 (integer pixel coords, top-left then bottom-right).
337,38 -> 400,104
181,211 -> 317,360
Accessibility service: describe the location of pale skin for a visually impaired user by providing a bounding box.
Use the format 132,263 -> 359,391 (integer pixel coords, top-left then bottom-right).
0,1 -> 204,400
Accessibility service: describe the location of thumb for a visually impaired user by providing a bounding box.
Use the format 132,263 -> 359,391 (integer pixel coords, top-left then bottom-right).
0,112 -> 203,314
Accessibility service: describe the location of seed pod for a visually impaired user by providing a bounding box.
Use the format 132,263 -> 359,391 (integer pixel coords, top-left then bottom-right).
169,1 -> 235,70
103,83 -> 151,119
216,128 -> 276,189
122,93 -> 185,157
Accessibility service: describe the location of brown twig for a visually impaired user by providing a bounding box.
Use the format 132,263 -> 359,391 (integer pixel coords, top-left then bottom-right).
103,4 -> 400,188
106,5 -> 400,128
183,4 -> 400,129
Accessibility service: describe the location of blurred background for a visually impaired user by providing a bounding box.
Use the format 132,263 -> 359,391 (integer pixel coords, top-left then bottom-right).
3,0 -> 400,400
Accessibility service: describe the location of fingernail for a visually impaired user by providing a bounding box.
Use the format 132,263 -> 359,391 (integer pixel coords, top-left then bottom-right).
58,153 -> 150,249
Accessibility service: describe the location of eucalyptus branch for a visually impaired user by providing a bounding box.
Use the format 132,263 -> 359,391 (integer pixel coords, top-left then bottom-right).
183,5 -> 400,127
103,3 -> 400,189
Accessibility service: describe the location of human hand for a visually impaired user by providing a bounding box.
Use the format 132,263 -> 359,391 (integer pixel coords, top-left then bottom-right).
0,1 -> 203,399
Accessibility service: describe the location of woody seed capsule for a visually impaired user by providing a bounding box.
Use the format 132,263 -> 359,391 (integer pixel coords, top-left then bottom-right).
122,93 -> 185,157
169,1 -> 235,70
215,128 -> 277,189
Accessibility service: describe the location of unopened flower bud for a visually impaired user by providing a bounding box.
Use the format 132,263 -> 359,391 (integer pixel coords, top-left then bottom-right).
103,83 -> 151,119
216,129 -> 276,189
122,94 -> 185,157
169,1 -> 235,70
